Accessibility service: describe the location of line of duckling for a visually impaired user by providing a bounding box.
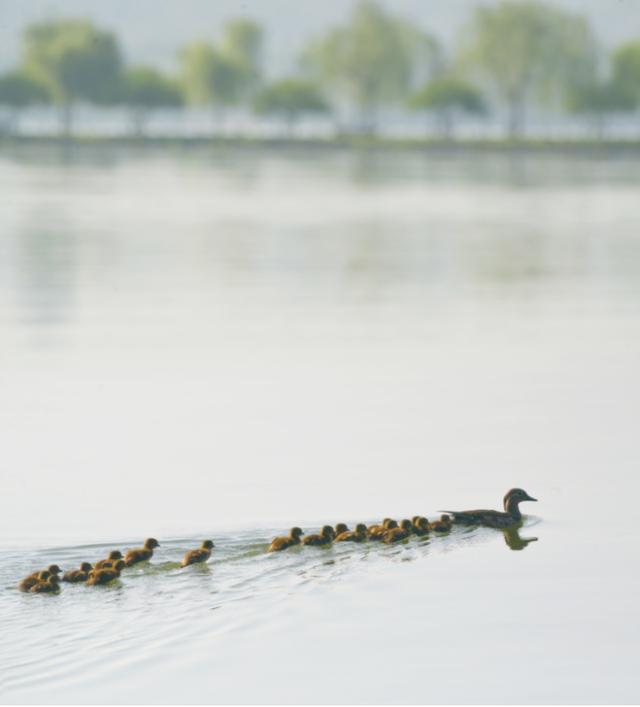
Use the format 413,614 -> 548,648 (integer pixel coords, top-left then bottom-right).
18,538 -> 214,594
268,514 -> 453,551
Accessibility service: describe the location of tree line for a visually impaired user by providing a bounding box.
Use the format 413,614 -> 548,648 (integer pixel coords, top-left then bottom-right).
1,0 -> 640,140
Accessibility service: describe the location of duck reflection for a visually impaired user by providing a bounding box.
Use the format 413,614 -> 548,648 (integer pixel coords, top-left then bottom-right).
502,524 -> 538,551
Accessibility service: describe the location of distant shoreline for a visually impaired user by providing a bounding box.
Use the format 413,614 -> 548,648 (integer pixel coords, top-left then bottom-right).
2,134 -> 640,156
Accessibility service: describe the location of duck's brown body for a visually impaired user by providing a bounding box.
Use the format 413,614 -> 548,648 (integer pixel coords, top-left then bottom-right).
383,519 -> 413,543
94,551 -> 123,570
368,519 -> 397,541
124,538 -> 159,566
268,527 -> 303,552
412,517 -> 430,536
86,560 -> 125,586
335,523 -> 367,542
18,570 -> 51,592
442,489 -> 537,528
62,563 -> 93,583
302,525 -> 335,546
29,576 -> 60,593
429,515 -> 452,533
334,523 -> 349,537
181,540 -> 214,567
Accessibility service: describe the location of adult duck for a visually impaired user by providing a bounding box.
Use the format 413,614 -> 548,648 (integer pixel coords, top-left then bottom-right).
441,488 -> 537,528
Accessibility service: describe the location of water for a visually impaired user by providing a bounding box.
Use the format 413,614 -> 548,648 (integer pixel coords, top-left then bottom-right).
1,144 -> 639,703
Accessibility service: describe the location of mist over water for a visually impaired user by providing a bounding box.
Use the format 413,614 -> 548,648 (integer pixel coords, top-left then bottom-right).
1,145 -> 640,703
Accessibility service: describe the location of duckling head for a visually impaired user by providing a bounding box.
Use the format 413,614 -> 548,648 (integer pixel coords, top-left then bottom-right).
48,564 -> 62,575
400,519 -> 413,531
503,488 -> 537,519
382,518 -> 393,526
80,562 -> 93,572
440,514 -> 451,523
144,538 -> 160,550
355,523 -> 367,534
290,527 -> 304,540
108,550 -> 123,561
321,525 -> 335,539
335,523 -> 349,535
386,519 -> 398,530
417,517 -> 429,531
202,540 -> 214,550
412,516 -> 422,526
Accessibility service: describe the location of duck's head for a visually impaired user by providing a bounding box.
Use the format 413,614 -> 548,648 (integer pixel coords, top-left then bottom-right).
400,519 -> 413,531
201,540 -> 214,550
335,523 -> 349,535
80,562 -> 93,572
503,488 -> 537,519
290,527 -> 304,539
386,519 -> 398,530
440,514 -> 451,523
48,564 -> 62,575
144,538 -> 160,550
382,518 -> 393,526
355,523 -> 367,534
416,517 -> 429,531
321,525 -> 335,539
411,516 -> 422,526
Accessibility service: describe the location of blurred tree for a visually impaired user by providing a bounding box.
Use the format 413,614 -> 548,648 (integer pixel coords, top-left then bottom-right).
567,79 -> 635,139
121,66 -> 183,137
462,1 -> 597,138
220,19 -> 264,98
302,0 -> 438,133
410,76 -> 485,139
179,42 -> 244,128
21,19 -> 122,136
0,70 -> 49,134
254,78 -> 329,136
611,41 -> 640,107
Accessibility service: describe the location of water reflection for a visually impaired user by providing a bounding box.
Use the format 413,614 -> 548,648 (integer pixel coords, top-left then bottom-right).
502,525 -> 539,551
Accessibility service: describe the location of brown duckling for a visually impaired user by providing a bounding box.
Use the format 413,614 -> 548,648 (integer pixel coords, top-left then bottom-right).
94,551 -> 123,570
429,514 -> 453,533
25,564 -> 62,582
302,525 -> 335,546
86,560 -> 125,586
268,527 -> 304,552
181,540 -> 215,567
335,523 -> 368,542
334,523 -> 349,537
383,519 -> 413,543
368,518 -> 398,541
124,538 -> 159,566
441,488 -> 537,528
62,562 -> 93,583
18,570 -> 51,592
412,516 -> 430,536
29,575 -> 60,594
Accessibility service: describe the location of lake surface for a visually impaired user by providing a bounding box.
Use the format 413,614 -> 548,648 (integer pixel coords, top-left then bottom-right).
1,144 -> 639,703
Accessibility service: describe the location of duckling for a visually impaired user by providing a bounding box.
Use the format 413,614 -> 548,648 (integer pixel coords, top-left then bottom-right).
302,525 -> 335,546
268,527 -> 304,552
368,519 -> 398,541
86,560 -> 125,586
334,523 -> 349,537
94,551 -> 123,570
412,516 -> 430,536
383,519 -> 413,543
24,564 -> 62,582
429,514 -> 452,533
441,488 -> 537,528
62,562 -> 93,583
335,523 -> 368,542
181,540 -> 215,567
29,575 -> 60,594
124,538 -> 159,566
18,570 -> 51,592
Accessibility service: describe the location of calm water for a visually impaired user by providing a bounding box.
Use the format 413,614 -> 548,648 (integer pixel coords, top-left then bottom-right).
1,145 -> 639,703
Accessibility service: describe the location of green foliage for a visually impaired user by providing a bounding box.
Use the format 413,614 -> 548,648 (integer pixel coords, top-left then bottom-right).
220,19 -> 264,96
463,0 -> 597,136
21,19 -> 122,106
0,70 -> 49,108
254,79 -> 328,119
122,67 -> 183,109
410,77 -> 485,114
303,0 -> 438,129
179,41 -> 245,109
611,41 -> 640,107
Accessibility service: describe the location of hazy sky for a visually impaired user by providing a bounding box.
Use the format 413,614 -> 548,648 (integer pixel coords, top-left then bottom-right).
1,0 -> 639,75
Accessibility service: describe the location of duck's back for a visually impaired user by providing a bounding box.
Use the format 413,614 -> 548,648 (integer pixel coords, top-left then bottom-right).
443,509 -> 513,527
